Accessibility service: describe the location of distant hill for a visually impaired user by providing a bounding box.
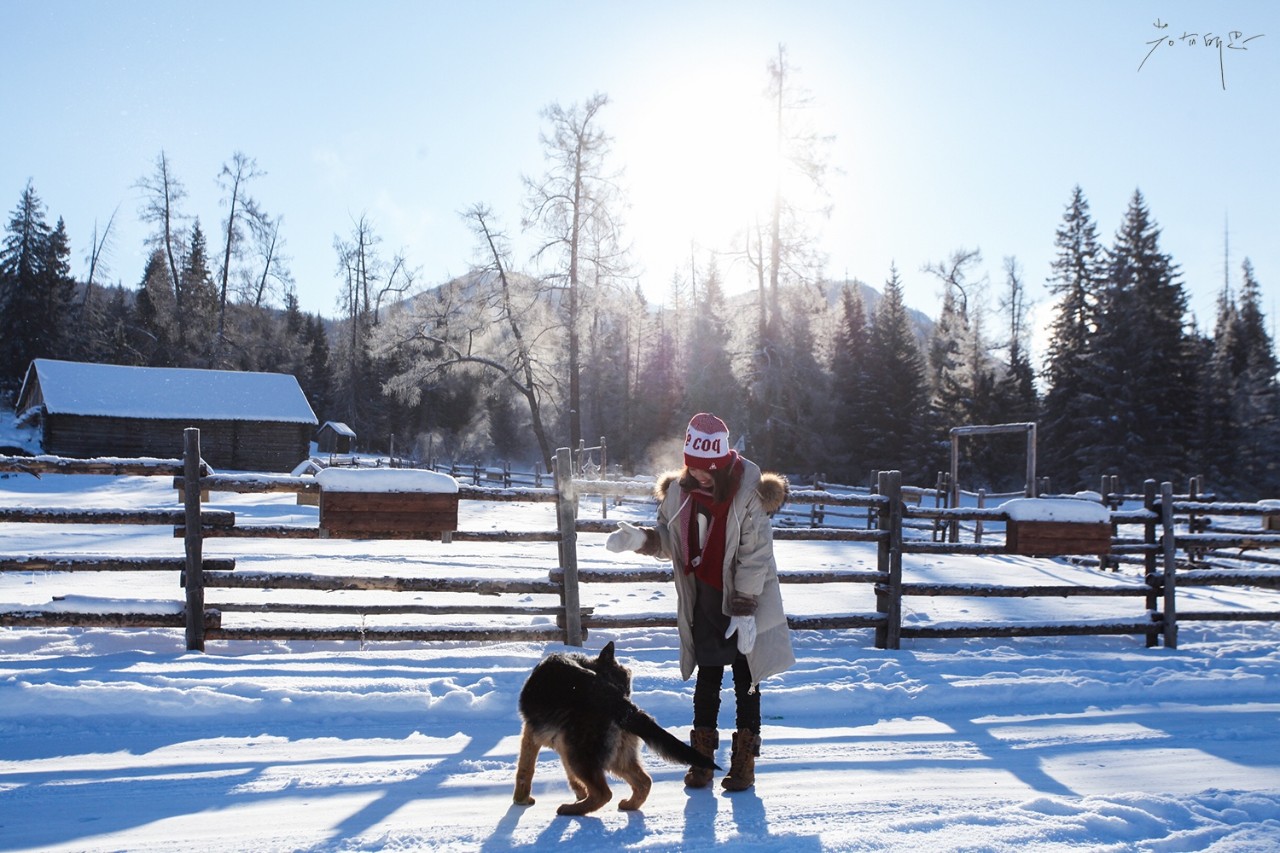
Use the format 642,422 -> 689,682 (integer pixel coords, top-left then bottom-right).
819,277 -> 935,344
724,277 -> 935,345
391,269 -> 937,351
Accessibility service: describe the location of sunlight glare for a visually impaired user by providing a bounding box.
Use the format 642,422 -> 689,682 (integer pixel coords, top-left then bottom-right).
624,61 -> 779,275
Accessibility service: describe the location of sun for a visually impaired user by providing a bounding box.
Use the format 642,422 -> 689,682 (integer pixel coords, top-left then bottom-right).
621,61 -> 784,283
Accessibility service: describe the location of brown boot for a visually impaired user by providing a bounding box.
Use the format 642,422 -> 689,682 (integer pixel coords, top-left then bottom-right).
684,728 -> 718,788
721,729 -> 760,791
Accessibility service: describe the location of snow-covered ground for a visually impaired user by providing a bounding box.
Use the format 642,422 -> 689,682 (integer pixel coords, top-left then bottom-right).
2,462 -> 1280,852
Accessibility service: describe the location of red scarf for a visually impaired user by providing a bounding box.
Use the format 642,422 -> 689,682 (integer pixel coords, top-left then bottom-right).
682,454 -> 742,589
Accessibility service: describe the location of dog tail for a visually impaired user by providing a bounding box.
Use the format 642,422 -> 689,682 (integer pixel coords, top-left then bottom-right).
617,704 -> 720,770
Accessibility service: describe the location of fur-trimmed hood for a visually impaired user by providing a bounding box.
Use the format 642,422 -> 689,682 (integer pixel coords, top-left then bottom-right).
654,467 -> 789,516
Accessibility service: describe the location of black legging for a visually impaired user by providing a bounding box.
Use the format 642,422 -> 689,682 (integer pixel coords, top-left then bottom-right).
692,653 -> 760,733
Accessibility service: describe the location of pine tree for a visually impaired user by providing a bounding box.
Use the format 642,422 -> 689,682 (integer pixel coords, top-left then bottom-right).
1211,260 -> 1280,497
299,314 -> 332,421
862,265 -> 934,483
634,312 -> 681,458
42,218 -> 78,358
1200,291 -> 1238,490
179,219 -> 219,366
579,282 -> 632,462
681,258 -> 741,427
829,282 -> 871,482
928,287 -> 971,426
486,385 -> 529,463
1040,186 -> 1108,490
1092,190 -> 1197,489
97,286 -> 140,365
765,286 -> 833,474
740,46 -> 833,470
134,248 -> 177,366
992,257 -> 1039,427
0,182 -> 66,391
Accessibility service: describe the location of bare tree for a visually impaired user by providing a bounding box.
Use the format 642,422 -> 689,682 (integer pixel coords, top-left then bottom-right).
135,151 -> 189,338
924,248 -> 991,425
376,205 -> 559,469
331,214 -> 415,429
758,44 -> 834,332
82,205 -> 118,307
332,215 -> 379,428
924,248 -> 984,318
523,92 -> 629,450
241,213 -> 293,308
998,255 -> 1034,363
215,152 -> 267,345
729,46 -> 836,466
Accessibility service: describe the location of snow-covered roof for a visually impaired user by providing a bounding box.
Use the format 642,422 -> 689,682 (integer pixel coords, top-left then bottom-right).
316,467 -> 459,493
320,421 -> 356,436
19,359 -> 317,424
999,497 -> 1110,523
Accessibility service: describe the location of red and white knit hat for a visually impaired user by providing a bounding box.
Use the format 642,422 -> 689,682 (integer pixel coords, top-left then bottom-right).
683,412 -> 732,470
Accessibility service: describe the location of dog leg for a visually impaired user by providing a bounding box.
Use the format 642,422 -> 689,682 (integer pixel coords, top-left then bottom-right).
512,725 -> 540,806
611,735 -> 651,810
614,763 -> 650,809
556,766 -> 612,816
559,760 -> 588,801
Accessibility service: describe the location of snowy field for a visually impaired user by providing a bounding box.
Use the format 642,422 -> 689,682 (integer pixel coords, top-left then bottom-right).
2,465 -> 1280,852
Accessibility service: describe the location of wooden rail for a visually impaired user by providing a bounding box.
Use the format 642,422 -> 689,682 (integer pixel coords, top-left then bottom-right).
6,445 -> 1280,652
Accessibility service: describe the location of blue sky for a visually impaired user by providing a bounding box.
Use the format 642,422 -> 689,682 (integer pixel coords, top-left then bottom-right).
3,1 -> 1276,354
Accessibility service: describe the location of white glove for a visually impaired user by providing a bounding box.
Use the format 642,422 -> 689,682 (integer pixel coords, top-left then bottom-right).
606,521 -> 646,553
725,615 -> 757,654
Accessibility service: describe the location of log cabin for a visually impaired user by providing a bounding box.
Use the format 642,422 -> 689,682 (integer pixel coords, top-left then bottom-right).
15,359 -> 318,473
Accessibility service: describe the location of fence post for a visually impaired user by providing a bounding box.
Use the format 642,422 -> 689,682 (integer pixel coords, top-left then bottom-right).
874,470 -> 903,650
1187,476 -> 1203,564
599,436 -> 608,519
874,471 -> 889,648
868,470 -> 880,531
554,447 -> 583,647
1143,479 -> 1159,647
182,428 -> 205,652
1160,481 -> 1178,649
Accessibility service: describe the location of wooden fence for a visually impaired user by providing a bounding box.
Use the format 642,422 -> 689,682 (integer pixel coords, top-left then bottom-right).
4,430 -> 1280,652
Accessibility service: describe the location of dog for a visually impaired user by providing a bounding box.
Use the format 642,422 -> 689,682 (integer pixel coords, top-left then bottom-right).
512,641 -> 718,815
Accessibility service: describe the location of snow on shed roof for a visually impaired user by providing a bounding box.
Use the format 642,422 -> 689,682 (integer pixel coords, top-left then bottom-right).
999,497 -> 1110,523
320,421 -> 356,436
20,359 -> 317,424
315,467 -> 458,493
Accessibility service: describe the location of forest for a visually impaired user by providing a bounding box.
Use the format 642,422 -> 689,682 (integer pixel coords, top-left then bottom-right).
2,54 -> 1276,500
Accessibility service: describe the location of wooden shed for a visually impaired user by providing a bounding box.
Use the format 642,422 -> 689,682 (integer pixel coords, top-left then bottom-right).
15,359 -> 318,473
999,497 -> 1112,557
316,467 -> 459,540
316,421 -> 356,454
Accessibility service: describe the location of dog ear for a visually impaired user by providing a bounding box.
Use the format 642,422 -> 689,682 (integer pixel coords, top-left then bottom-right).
598,641 -> 616,663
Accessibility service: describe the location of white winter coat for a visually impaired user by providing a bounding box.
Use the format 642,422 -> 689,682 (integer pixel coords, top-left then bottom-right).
643,458 -> 796,685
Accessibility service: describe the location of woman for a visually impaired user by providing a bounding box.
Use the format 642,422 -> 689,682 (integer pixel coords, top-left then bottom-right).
607,412 -> 794,791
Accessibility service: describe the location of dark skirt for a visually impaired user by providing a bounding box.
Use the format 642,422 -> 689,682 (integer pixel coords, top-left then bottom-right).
692,577 -> 737,667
